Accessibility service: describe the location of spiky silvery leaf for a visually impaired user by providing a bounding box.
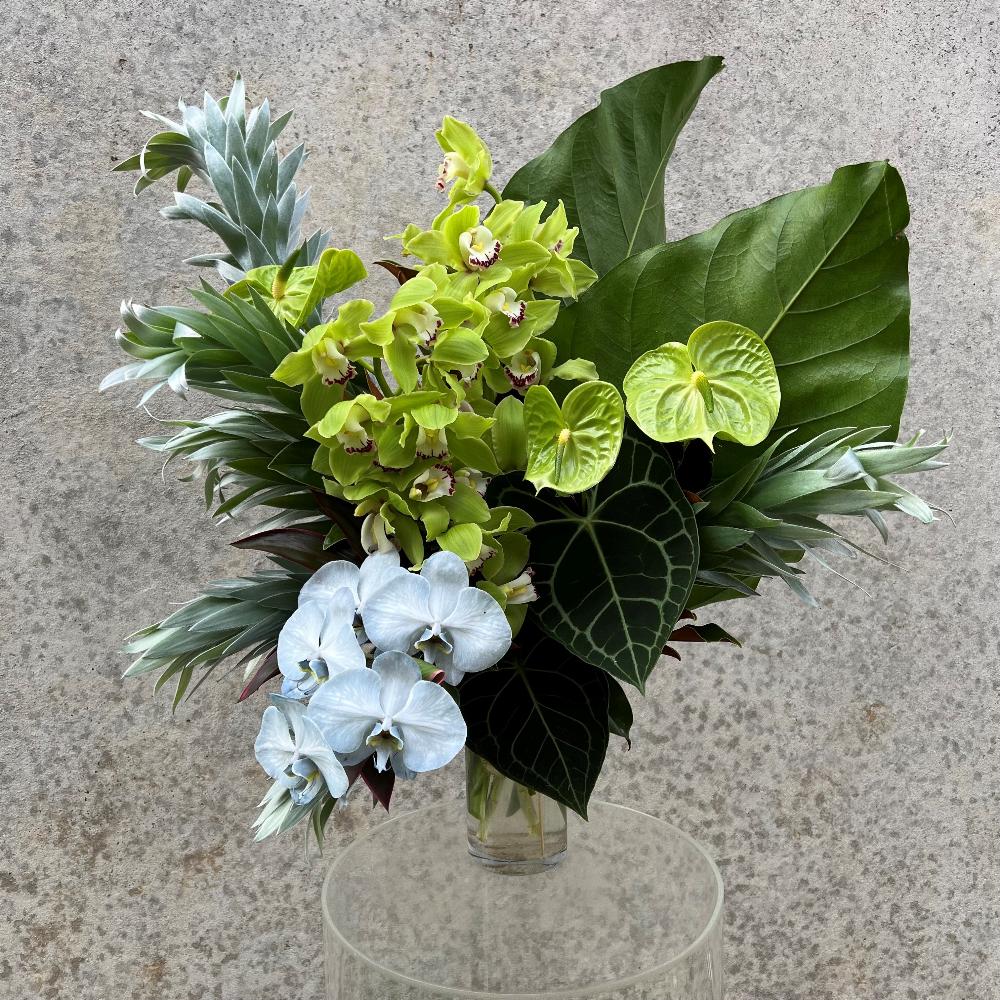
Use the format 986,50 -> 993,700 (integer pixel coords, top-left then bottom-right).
113,75 -> 327,277
692,427 -> 948,607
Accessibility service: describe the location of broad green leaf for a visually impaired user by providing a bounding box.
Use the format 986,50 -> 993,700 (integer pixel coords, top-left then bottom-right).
523,381 -> 624,493
623,321 -> 780,449
497,434 -> 699,691
460,626 -> 610,817
504,58 -> 724,275
551,162 -> 910,471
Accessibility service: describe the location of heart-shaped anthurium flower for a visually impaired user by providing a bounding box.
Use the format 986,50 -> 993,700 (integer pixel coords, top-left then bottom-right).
524,381 -> 624,493
623,320 -> 780,450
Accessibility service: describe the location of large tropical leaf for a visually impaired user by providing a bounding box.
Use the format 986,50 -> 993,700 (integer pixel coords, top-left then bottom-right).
460,627 -> 610,817
496,434 -> 699,691
504,57 -> 724,276
549,161 -> 910,472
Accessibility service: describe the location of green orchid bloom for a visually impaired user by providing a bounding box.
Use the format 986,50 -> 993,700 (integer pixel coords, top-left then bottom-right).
271,299 -> 377,387
435,116 -> 494,207
226,246 -> 366,328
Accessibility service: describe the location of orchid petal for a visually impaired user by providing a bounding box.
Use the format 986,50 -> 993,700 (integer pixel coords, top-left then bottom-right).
419,550 -> 469,621
298,562 -> 361,608
371,651 -> 422,717
394,681 -> 467,773
357,550 -> 408,609
296,717 -> 350,797
362,573 -> 431,653
307,668 -> 383,754
277,601 -> 365,681
254,706 -> 294,779
441,587 -> 512,680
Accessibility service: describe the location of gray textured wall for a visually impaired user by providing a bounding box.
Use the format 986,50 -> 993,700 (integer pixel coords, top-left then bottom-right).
3,2 -> 996,998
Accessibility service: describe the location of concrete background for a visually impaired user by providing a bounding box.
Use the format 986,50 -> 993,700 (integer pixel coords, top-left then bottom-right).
2,2 -> 996,998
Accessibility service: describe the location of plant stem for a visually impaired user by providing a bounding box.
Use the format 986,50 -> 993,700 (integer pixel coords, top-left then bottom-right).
484,181 -> 502,204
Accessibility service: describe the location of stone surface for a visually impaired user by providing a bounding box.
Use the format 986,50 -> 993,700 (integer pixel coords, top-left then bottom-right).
1,2 -> 996,998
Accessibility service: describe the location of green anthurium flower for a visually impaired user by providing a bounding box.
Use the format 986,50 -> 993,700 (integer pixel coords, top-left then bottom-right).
623,320 -> 781,449
435,116 -> 493,207
227,247 -> 367,328
523,381 -> 625,494
271,299 -> 376,387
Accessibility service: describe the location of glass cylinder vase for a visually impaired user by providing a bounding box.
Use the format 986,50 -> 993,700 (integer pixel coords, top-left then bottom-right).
465,750 -> 568,873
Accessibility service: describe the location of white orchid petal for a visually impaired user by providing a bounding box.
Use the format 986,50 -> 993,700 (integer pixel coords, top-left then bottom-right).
419,551 -> 469,621
442,587 -> 512,678
299,562 -> 361,609
276,602 -> 327,678
307,668 -> 383,754
394,681 -> 467,773
357,550 -> 407,609
254,706 -> 295,779
316,618 -> 367,675
296,717 -> 350,797
362,573 -> 432,653
371,651 -> 422,717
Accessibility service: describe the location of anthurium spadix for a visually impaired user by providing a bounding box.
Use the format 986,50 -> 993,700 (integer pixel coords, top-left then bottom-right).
623,321 -> 781,449
363,551 -> 512,685
308,651 -> 467,776
226,246 -> 367,328
255,697 -> 350,804
523,381 -> 625,493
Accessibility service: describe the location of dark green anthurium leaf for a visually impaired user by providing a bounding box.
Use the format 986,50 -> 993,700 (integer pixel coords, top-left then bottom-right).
460,626 -> 610,818
504,57 -> 724,276
551,162 -> 910,471
228,247 -> 367,328
497,434 -> 699,692
523,381 -> 624,493
624,321 -> 780,449
607,677 -> 633,748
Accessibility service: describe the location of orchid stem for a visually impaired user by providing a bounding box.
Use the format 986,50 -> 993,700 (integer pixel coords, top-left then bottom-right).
484,181 -> 502,204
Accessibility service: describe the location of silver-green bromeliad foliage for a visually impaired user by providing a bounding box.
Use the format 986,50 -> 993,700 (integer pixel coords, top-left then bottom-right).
104,61 -> 946,833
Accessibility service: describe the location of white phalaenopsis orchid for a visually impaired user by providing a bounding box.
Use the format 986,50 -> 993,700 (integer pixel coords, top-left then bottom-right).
362,551 -> 512,685
254,697 -> 349,805
276,588 -> 365,699
308,651 -> 466,775
298,550 -> 408,615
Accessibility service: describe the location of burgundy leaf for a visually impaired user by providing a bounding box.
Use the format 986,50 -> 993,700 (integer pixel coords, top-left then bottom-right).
373,259 -> 419,285
232,526 -> 333,571
361,758 -> 395,812
238,649 -> 280,702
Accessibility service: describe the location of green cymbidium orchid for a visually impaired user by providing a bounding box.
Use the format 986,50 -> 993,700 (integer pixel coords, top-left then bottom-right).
271,299 -> 378,387
435,116 -> 494,208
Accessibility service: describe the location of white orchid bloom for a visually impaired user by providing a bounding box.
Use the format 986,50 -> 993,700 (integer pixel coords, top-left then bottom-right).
277,588 -> 365,699
308,651 -> 467,775
254,697 -> 349,804
298,550 -> 407,616
362,551 -> 512,685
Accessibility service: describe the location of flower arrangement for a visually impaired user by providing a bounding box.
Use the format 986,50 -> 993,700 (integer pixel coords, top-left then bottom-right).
104,59 -> 946,845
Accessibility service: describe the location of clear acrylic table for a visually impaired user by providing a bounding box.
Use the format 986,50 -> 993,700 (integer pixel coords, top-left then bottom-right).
323,800 -> 724,999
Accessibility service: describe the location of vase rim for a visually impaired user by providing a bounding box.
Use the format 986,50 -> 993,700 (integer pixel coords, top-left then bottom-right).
321,799 -> 724,999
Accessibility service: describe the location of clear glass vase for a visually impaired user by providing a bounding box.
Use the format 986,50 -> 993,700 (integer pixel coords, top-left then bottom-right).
465,750 -> 568,873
